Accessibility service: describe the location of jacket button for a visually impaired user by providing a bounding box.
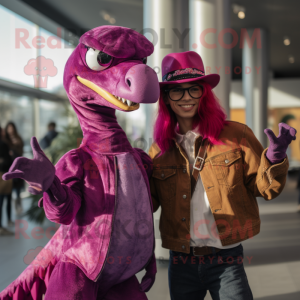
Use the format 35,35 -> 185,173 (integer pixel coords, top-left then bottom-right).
183,195 -> 187,199
161,173 -> 165,178
182,217 -> 186,221
225,159 -> 229,164
182,245 -> 185,249
183,169 -> 187,173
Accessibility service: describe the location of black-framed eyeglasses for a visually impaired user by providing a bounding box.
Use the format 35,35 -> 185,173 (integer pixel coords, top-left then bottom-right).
164,84 -> 203,101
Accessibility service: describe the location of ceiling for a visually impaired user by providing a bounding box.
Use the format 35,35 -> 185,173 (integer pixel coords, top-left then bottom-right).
230,0 -> 300,79
19,0 -> 300,79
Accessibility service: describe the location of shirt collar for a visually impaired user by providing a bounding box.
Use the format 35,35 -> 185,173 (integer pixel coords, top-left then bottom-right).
175,125 -> 200,144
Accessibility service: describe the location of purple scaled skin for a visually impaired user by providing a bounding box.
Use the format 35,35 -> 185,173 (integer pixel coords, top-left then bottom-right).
264,122 -> 297,164
0,26 -> 159,300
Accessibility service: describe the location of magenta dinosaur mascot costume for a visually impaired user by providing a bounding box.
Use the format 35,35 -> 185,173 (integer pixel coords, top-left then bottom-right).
0,26 -> 160,300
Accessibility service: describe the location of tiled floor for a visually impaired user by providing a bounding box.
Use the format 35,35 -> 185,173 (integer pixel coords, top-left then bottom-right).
1,175 -> 300,299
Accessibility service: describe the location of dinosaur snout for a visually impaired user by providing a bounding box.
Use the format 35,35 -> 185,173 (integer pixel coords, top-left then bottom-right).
117,64 -> 159,104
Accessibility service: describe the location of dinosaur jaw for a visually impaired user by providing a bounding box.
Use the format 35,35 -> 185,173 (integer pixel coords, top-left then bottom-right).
77,76 -> 140,111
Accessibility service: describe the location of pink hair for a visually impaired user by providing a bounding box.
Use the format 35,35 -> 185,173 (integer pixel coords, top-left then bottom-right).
153,82 -> 228,155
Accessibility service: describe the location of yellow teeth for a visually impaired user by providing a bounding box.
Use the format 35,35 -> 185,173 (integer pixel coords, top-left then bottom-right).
77,76 -> 139,111
113,95 -> 136,108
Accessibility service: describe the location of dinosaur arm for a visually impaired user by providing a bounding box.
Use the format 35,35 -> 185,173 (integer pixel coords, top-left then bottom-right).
42,149 -> 83,225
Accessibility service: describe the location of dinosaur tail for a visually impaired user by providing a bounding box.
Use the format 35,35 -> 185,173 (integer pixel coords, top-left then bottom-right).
0,258 -> 58,300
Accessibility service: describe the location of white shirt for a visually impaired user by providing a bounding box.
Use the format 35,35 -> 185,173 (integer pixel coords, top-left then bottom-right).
175,128 -> 240,249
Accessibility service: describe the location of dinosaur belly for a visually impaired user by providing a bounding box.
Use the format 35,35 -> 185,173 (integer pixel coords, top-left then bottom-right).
97,152 -> 154,294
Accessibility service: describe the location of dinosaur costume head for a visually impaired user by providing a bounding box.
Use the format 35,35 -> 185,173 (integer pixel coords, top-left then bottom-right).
63,26 -> 159,151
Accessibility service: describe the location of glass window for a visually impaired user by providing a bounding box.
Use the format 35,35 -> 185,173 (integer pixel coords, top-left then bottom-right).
0,5 -> 75,96
0,90 -> 34,155
0,5 -> 37,87
38,27 -> 75,94
39,99 -> 69,140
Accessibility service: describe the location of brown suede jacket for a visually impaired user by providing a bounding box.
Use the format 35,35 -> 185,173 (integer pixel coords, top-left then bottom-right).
149,121 -> 289,254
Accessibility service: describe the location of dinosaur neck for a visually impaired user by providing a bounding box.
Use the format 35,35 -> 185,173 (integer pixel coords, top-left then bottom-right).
76,106 -> 132,154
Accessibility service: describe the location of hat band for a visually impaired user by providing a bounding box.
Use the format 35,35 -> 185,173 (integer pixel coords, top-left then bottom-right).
162,68 -> 205,82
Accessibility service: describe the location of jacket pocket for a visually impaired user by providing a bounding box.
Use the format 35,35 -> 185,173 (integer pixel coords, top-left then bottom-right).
210,149 -> 243,187
153,168 -> 177,222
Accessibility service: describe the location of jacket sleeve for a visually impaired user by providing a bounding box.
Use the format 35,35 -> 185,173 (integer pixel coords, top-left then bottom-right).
41,149 -> 83,225
241,125 -> 289,200
148,143 -> 161,212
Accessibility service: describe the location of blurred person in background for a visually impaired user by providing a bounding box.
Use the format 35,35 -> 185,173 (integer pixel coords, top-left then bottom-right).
0,126 -> 14,235
4,122 -> 24,215
40,121 -> 58,150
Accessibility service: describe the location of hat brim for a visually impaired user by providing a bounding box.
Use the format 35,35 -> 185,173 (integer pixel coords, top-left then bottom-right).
159,73 -> 220,89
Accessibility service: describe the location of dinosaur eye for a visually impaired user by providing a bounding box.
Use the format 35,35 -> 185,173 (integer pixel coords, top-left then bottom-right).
85,47 -> 112,71
98,52 -> 112,64
142,57 -> 147,64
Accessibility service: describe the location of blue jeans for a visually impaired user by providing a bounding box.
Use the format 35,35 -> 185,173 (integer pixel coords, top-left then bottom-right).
168,244 -> 253,300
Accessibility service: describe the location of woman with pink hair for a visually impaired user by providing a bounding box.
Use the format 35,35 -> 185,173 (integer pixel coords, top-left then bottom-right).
149,51 -> 296,300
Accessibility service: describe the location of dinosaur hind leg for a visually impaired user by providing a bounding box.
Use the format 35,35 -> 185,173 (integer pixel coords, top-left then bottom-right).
101,275 -> 148,300
44,261 -> 98,300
